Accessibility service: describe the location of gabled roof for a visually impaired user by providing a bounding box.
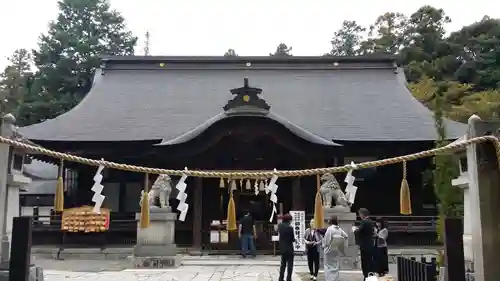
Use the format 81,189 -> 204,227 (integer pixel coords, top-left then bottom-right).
19,55 -> 466,142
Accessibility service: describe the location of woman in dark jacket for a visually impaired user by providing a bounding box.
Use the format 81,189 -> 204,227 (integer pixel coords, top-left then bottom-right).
374,217 -> 389,276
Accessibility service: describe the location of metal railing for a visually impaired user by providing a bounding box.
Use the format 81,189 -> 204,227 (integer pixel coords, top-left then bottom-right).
397,256 -> 437,281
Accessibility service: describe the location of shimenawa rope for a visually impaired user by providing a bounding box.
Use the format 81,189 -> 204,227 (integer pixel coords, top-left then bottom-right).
1,135 -> 499,178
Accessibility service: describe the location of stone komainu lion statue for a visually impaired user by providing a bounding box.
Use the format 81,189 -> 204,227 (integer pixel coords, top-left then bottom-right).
140,174 -> 172,208
319,173 -> 350,208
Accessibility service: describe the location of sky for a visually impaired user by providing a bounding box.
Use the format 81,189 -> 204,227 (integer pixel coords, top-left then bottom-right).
0,0 -> 499,70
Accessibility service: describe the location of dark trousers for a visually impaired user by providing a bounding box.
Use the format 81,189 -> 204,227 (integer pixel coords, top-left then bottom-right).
240,234 -> 256,257
306,248 -> 320,277
375,246 -> 389,275
360,247 -> 375,278
278,253 -> 294,281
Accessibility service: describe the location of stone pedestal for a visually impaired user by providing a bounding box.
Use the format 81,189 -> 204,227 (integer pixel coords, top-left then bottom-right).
132,208 -> 181,268
323,207 -> 359,269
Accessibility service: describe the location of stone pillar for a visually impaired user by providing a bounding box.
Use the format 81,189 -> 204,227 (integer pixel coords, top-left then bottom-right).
0,114 -> 15,266
323,208 -> 359,269
452,172 -> 472,261
133,208 -> 181,268
467,115 -> 500,281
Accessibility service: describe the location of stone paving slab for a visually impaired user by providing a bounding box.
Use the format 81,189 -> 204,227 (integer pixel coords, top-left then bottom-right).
38,258 -> 398,281
44,266 -> 294,281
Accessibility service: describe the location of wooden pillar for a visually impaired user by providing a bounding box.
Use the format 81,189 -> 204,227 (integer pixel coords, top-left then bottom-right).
291,177 -> 302,211
443,218 -> 466,281
467,115 -> 500,281
192,177 -> 203,248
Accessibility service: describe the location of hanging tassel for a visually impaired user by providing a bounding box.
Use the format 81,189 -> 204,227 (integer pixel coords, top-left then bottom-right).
231,180 -> 237,191
139,173 -> 151,228
54,160 -> 65,212
400,161 -> 412,215
259,180 -> 265,191
239,179 -> 244,190
219,177 -> 225,188
313,175 -> 325,228
227,189 -> 237,231
245,179 -> 251,190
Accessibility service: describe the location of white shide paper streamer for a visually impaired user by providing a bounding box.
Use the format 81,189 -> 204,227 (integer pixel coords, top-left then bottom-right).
91,162 -> 106,214
266,169 -> 279,222
344,161 -> 358,204
176,168 -> 189,222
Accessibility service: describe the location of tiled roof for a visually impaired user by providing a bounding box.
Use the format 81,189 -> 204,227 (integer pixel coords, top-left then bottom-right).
19,55 -> 466,142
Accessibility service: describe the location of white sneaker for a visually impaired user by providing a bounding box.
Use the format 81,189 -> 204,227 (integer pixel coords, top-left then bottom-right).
310,275 -> 314,280
312,276 -> 317,280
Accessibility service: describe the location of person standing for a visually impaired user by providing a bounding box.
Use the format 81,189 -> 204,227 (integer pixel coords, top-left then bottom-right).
322,216 -> 348,281
304,219 -> 322,280
238,210 -> 256,258
278,213 -> 295,281
354,208 -> 375,280
374,217 -> 389,276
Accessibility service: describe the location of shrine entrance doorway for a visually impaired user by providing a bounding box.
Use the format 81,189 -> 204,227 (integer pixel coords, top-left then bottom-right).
178,115 -> 336,253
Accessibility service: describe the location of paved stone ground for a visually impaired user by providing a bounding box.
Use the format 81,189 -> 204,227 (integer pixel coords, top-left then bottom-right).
44,266 -> 365,281
38,259 -> 397,281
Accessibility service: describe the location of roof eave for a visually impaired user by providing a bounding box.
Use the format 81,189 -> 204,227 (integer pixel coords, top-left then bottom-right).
156,111 -> 342,147
100,54 -> 398,65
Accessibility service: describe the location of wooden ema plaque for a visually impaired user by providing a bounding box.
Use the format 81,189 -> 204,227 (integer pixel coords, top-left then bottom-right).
61,206 -> 110,232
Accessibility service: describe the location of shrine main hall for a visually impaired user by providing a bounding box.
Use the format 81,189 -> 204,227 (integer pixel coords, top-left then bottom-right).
20,55 -> 465,250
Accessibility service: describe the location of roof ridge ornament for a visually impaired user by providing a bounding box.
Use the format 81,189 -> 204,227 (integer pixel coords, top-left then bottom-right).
223,78 -> 271,112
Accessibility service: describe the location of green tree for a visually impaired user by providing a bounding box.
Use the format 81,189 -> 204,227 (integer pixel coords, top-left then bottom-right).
270,43 -> 292,56
360,12 -> 408,54
224,49 -> 238,57
399,6 -> 454,81
329,20 -> 366,56
0,49 -> 33,116
448,17 -> 500,90
30,0 -> 137,124
411,79 -> 462,265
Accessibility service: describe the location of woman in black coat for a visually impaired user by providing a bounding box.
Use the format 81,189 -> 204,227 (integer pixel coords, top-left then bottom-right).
374,217 -> 389,276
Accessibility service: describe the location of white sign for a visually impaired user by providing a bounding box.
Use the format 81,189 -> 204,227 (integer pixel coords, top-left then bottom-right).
289,210 -> 306,252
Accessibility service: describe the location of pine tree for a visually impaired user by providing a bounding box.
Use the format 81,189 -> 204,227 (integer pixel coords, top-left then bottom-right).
270,43 -> 292,57
329,21 -> 366,56
29,0 -> 137,124
224,49 -> 238,57
144,31 -> 151,56
0,49 -> 33,116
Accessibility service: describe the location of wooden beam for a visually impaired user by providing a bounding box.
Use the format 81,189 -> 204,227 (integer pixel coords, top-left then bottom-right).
292,177 -> 302,210
192,178 -> 203,249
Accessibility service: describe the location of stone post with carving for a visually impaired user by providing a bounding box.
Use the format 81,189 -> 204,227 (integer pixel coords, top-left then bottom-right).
133,206 -> 181,268
323,207 -> 358,270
